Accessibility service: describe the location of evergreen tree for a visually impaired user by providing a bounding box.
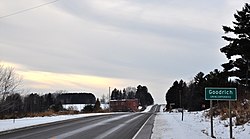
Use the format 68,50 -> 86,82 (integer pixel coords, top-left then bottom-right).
43,93 -> 54,110
220,3 -> 250,87
145,92 -> 154,105
127,91 -> 135,99
117,90 -> 122,100
122,89 -> 127,99
165,80 -> 186,109
4,93 -> 23,114
23,93 -> 42,113
205,69 -> 229,87
136,85 -> 154,106
189,72 -> 207,111
93,98 -> 101,112
111,88 -> 119,100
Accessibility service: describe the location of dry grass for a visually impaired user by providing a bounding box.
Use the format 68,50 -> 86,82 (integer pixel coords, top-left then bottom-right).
209,99 -> 250,125
0,107 -> 111,120
26,111 -> 55,117
0,110 -> 81,119
234,100 -> 250,125
204,97 -> 250,125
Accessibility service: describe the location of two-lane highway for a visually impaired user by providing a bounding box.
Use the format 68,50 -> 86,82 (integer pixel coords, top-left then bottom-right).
0,105 -> 160,139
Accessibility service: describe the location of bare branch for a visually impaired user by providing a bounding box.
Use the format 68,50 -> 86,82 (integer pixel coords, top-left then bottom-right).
0,64 -> 22,100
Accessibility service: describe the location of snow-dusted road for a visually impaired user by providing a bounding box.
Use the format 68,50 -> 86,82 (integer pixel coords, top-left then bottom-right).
0,105 -> 160,139
0,105 -> 249,139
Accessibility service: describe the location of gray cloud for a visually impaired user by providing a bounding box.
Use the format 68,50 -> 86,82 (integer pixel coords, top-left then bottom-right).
0,0 -> 249,103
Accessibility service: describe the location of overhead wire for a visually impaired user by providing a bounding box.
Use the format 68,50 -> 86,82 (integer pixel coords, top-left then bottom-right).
0,0 -> 60,19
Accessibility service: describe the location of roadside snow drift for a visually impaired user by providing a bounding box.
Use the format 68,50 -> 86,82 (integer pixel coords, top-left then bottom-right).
152,105 -> 250,139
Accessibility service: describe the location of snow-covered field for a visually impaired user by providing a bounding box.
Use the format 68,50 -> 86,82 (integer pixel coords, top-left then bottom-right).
63,104 -> 109,111
0,105 -> 249,139
152,105 -> 250,139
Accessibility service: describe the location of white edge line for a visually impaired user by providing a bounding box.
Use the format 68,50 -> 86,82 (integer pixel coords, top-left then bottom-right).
132,113 -> 153,139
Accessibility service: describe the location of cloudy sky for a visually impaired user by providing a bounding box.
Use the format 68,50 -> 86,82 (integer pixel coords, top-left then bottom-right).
0,0 -> 249,103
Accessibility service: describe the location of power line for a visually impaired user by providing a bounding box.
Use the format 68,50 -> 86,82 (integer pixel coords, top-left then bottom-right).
0,0 -> 60,19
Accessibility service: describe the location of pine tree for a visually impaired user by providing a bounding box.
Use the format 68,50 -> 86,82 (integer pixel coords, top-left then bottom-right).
220,3 -> 250,87
111,88 -> 119,100
93,98 -> 101,112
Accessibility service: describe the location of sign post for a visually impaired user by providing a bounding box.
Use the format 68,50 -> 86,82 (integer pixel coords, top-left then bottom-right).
205,87 -> 237,139
210,100 -> 214,138
229,101 -> 233,139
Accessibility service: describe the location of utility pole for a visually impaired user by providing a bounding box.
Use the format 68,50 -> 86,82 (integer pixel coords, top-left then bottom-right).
109,87 -> 111,112
179,90 -> 184,121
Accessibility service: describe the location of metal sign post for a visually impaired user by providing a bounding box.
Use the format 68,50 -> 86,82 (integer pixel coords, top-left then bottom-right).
205,87 -> 237,139
229,101 -> 232,139
210,100 -> 214,138
181,108 -> 184,121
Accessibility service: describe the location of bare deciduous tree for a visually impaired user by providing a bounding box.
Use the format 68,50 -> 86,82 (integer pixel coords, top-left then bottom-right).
0,64 -> 22,100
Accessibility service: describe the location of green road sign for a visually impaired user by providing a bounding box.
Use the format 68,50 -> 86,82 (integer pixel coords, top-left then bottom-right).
205,88 -> 237,101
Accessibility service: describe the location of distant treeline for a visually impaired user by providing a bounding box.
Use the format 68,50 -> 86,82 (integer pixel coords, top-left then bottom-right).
111,85 -> 154,107
165,70 -> 249,111
0,92 -> 96,118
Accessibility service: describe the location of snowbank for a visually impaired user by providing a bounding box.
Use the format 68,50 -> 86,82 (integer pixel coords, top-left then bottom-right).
152,105 -> 250,139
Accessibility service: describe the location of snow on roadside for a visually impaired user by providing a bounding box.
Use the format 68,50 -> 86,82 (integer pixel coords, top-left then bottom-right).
5,105 -> 249,139
152,105 -> 250,139
0,113 -> 112,132
152,107 -> 211,139
0,105 -> 151,133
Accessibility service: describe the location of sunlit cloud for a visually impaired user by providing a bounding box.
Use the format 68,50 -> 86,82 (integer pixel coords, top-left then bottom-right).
1,0 -> 249,103
0,61 -> 25,69
19,70 -> 125,92
1,61 -> 127,93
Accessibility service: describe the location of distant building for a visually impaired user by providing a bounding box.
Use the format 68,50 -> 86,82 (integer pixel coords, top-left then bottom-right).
110,99 -> 139,112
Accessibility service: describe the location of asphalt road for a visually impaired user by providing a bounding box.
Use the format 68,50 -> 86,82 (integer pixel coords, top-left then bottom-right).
0,105 -> 160,139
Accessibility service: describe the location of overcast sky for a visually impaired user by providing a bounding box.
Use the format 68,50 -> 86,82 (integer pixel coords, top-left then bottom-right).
0,0 -> 249,103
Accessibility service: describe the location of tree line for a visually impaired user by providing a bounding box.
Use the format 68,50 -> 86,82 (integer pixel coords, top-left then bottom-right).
165,3 -> 250,113
0,92 -> 97,118
165,70 -> 238,111
111,85 -> 154,108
